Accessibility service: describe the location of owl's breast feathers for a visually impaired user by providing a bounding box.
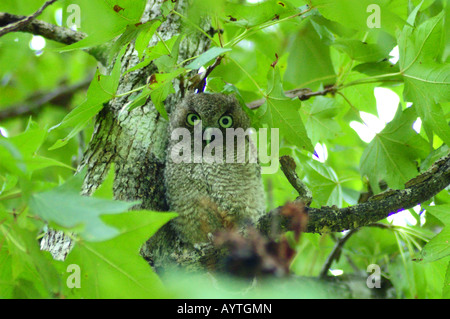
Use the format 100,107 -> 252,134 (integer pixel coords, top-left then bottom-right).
165,160 -> 266,244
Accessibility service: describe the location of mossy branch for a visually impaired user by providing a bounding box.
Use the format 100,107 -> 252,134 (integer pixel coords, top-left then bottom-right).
259,152 -> 450,235
0,12 -> 107,63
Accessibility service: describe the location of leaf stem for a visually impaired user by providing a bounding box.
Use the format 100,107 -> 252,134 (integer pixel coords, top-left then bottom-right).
0,225 -> 26,252
172,10 -> 220,47
0,191 -> 22,201
229,56 -> 264,96
225,6 -> 313,48
154,30 -> 172,55
114,84 -> 149,98
176,54 -> 200,67
338,73 -> 402,89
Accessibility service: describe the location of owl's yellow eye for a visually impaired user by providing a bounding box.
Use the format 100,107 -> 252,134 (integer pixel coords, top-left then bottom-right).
219,115 -> 233,128
186,113 -> 201,126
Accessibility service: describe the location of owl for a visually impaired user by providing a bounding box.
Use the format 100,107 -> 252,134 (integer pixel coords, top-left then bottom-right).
147,93 -> 266,271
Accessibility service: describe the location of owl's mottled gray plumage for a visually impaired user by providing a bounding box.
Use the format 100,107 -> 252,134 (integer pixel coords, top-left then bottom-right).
146,93 -> 266,272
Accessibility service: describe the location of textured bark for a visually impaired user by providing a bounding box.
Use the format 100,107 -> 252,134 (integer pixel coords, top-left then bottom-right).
0,0 -> 58,37
80,1 -> 208,199
0,12 -> 108,62
40,0 -> 211,261
0,12 -> 85,43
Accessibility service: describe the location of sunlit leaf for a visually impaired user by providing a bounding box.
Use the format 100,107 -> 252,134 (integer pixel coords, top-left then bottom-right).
258,67 -> 314,152
360,106 -> 429,193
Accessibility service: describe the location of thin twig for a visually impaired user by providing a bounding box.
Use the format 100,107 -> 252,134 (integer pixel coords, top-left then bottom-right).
0,0 -> 58,37
0,77 -> 91,121
279,155 -> 312,206
247,86 -> 336,109
194,55 -> 223,92
319,228 -> 358,279
319,222 -> 397,279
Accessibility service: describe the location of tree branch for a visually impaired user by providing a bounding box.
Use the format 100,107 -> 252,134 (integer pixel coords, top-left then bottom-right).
0,0 -> 58,37
0,78 -> 91,121
246,85 -> 336,109
0,12 -> 107,63
279,155 -> 312,205
0,12 -> 85,44
258,151 -> 450,236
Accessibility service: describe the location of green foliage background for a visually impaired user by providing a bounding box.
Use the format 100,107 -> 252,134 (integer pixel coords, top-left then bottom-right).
0,0 -> 449,298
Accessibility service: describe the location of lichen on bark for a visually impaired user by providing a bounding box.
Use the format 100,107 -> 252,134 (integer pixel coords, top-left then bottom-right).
41,0 -> 212,261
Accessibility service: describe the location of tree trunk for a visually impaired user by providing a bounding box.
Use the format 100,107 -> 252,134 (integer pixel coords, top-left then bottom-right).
40,0 -> 211,261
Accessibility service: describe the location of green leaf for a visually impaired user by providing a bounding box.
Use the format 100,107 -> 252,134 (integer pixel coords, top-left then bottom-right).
113,0 -> 148,22
0,139 -> 26,176
126,68 -> 185,117
8,120 -> 46,156
125,35 -> 180,74
304,96 -> 341,144
302,160 -> 343,207
59,25 -> 125,53
59,210 -> 176,298
413,101 -> 450,147
389,253 -> 448,298
160,0 -> 175,17
125,87 -> 152,112
338,73 -> 378,114
186,47 -> 232,70
0,122 -> 73,176
331,39 -> 388,63
59,0 -> 146,51
223,0 -> 301,28
135,20 -> 162,59
154,34 -> 184,73
107,22 -> 159,63
258,67 -> 314,152
398,12 -> 450,145
420,226 -> 450,263
148,68 -> 186,119
420,144 -> 449,171
444,261 -> 450,298
49,48 -> 125,150
3,224 -> 60,298
406,0 -> 424,26
0,174 -> 18,196
425,204 -> 450,226
284,21 -> 336,90
310,0 -> 405,36
360,106 -> 429,193
92,164 -> 115,199
29,173 -> 139,242
150,84 -> 171,120
353,60 -> 401,78
24,156 -> 75,172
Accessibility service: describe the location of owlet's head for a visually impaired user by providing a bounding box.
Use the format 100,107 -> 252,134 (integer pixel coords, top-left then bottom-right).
170,93 -> 251,133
